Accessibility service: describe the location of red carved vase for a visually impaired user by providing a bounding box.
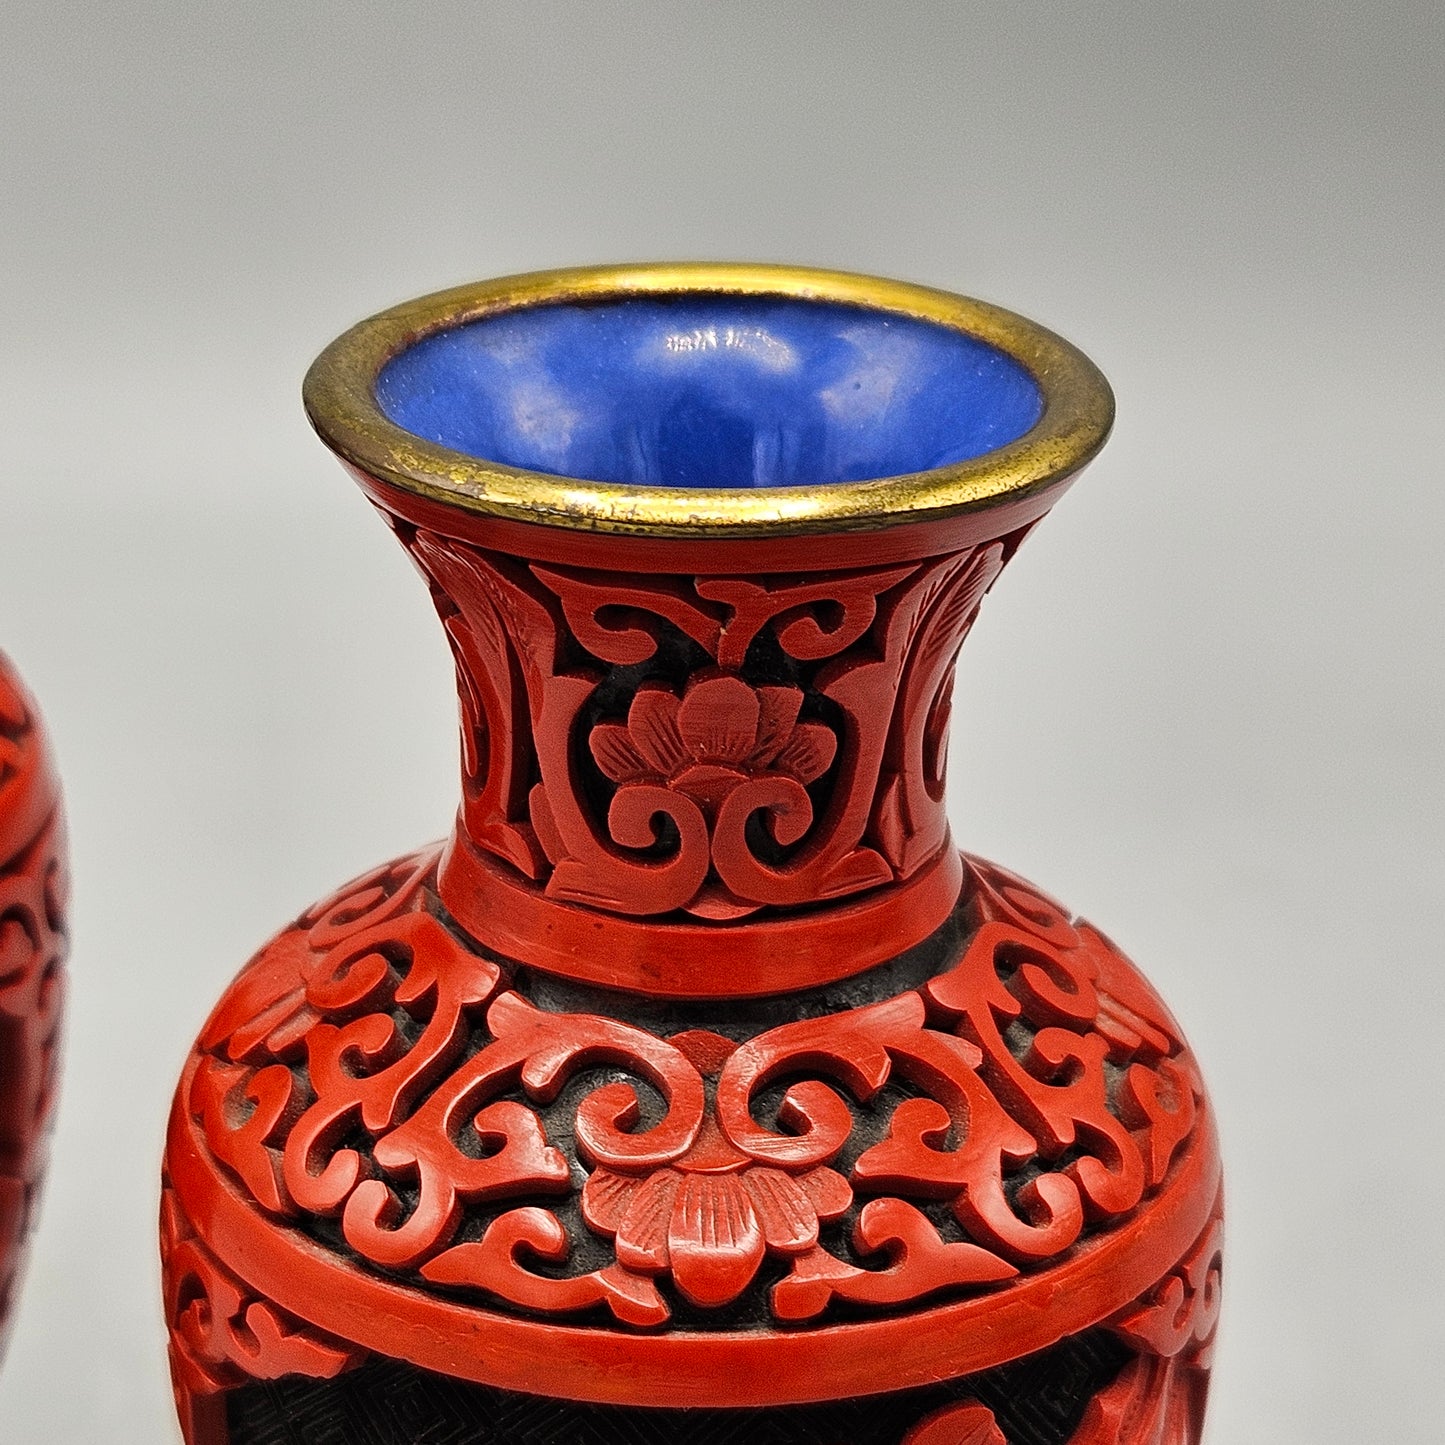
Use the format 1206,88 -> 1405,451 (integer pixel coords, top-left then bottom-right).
161,265 -> 1221,1445
0,652 -> 67,1364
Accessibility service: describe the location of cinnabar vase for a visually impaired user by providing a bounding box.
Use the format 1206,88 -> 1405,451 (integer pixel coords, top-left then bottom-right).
161,265 -> 1221,1445
0,651 -> 67,1365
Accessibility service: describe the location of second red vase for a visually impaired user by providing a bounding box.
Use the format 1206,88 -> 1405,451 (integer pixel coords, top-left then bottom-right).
0,651 -> 67,1366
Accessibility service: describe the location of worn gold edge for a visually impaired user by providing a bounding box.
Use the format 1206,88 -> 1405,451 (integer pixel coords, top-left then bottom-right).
302,263 -> 1115,538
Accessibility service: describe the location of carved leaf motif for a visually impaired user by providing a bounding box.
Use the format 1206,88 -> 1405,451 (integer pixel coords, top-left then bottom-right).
315,991 -> 707,1273
914,545 -> 1004,681
963,855 -> 1082,951
870,545 -> 1005,877
903,1403 -> 1008,1445
408,536 -> 548,879
1068,1355 -> 1196,1445
280,913 -> 506,1227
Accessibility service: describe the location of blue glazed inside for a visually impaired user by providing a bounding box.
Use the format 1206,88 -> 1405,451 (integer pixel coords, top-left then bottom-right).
376,297 -> 1043,489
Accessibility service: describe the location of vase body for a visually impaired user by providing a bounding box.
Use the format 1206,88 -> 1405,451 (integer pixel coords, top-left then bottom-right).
0,652 -> 67,1364
162,266 -> 1220,1445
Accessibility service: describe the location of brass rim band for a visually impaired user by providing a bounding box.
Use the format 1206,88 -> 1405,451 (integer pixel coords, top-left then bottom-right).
302,263 -> 1114,540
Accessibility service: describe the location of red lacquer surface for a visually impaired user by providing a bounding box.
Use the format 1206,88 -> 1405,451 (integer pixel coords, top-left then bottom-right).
162,465 -> 1221,1444
0,653 -> 67,1365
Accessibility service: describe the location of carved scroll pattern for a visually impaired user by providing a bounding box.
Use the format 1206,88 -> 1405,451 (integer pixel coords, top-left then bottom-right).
162,1183 -> 364,1398
901,1201 -> 1221,1445
1071,1204 -> 1223,1444
402,531 -> 1012,919
903,1352 -> 1209,1445
182,849 -> 1211,1335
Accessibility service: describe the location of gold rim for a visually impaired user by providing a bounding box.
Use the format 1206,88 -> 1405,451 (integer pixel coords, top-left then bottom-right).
302,263 -> 1114,538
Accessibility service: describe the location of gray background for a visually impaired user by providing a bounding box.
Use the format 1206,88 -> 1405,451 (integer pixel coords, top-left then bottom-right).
1,2 -> 1441,1439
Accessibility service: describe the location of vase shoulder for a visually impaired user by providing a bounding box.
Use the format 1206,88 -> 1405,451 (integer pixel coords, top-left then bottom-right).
163,846 -> 1219,1437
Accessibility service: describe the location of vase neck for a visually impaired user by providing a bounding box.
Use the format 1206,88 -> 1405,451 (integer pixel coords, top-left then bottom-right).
385,508 -> 1041,997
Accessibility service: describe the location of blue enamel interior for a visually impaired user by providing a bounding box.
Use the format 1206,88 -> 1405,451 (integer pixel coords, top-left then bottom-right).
376,297 -> 1043,489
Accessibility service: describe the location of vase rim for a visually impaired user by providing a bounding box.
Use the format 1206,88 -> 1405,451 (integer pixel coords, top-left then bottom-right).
303,262 -> 1114,539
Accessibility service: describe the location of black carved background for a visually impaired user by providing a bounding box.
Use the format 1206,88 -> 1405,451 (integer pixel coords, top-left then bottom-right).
226,1330 -> 1129,1445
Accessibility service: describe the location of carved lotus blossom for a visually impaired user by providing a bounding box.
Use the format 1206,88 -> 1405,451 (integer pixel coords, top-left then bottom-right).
590,675 -> 837,813
580,1108 -> 853,1309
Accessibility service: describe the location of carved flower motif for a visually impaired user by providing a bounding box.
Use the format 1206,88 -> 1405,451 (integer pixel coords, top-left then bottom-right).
580,1109 -> 852,1309
590,675 -> 837,814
